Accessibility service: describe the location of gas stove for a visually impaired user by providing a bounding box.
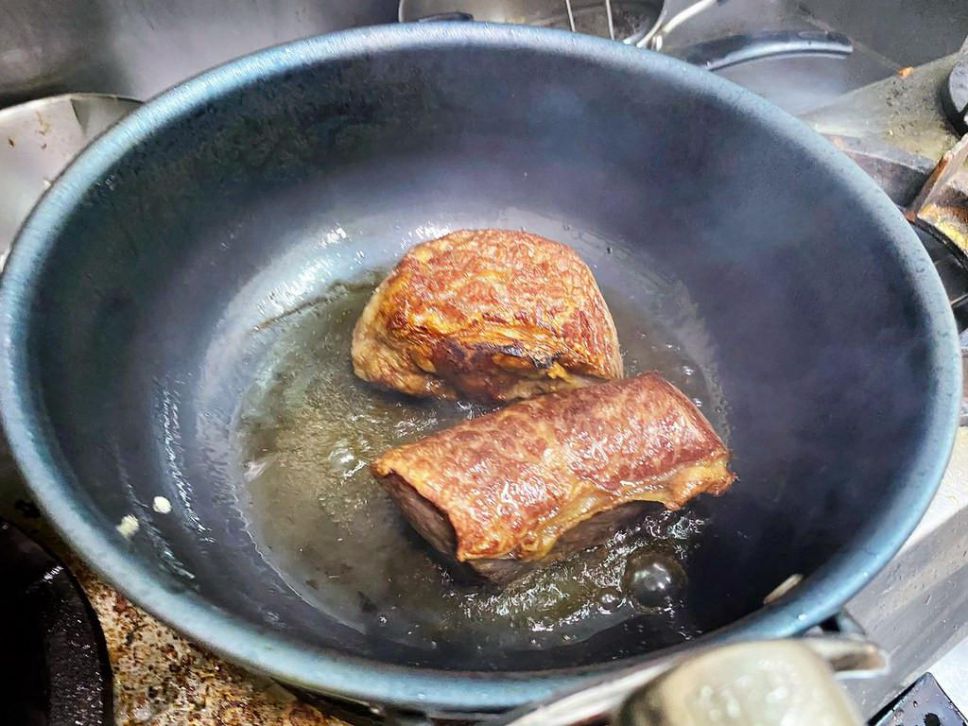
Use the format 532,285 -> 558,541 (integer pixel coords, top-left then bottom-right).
1,1 -> 967,723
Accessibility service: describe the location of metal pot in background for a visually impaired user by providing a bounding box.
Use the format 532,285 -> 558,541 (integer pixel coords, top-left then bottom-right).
399,0 -> 854,70
0,94 -> 140,266
0,0 -> 398,107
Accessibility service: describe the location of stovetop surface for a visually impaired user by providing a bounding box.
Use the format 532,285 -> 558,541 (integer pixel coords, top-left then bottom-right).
1,1 -> 967,723
662,0 -> 967,113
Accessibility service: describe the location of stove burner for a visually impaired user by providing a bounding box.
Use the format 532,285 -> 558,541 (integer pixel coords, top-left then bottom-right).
0,519 -> 112,725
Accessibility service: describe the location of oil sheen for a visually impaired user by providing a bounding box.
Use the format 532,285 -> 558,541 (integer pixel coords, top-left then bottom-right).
235,275 -> 724,659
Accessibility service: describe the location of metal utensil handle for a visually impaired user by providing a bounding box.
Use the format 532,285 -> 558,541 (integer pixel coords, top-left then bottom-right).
670,30 -> 853,71
635,0 -> 727,50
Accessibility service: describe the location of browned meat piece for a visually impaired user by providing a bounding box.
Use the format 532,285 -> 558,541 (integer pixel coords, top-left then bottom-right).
372,373 -> 735,583
351,229 -> 622,403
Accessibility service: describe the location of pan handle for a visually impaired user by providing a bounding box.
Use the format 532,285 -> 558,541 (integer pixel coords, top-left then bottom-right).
497,634 -> 884,726
668,30 -> 854,71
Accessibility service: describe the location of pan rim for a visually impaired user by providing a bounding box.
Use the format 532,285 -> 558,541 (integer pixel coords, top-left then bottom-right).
0,21 -> 961,713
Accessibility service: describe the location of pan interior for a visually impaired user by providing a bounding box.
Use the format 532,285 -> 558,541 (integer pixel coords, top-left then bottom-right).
10,29 -> 948,680
234,204 -> 728,668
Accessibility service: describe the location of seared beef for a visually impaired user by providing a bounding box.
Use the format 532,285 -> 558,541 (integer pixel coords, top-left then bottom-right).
373,373 -> 735,583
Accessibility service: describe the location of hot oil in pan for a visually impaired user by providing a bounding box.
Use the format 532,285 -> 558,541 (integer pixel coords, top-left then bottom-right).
236,277 -> 724,662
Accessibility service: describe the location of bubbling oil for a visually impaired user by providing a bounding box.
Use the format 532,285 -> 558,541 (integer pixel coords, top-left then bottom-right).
236,278 -> 722,658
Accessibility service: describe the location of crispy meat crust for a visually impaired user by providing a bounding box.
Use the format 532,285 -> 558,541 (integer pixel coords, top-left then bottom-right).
351,229 -> 622,403
373,373 -> 735,580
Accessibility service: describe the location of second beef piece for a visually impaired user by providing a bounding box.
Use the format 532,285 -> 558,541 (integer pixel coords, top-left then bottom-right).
372,373 -> 735,584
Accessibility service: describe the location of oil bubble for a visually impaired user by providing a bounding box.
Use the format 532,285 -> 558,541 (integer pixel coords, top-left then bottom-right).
622,551 -> 687,609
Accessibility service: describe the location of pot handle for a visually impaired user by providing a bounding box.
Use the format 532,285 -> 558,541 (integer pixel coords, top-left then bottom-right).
667,30 -> 853,71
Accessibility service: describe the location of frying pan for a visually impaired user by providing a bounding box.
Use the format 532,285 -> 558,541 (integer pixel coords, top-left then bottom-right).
0,23 -> 961,717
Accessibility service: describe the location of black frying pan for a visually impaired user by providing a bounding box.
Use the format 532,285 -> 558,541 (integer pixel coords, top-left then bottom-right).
0,23 -> 960,717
